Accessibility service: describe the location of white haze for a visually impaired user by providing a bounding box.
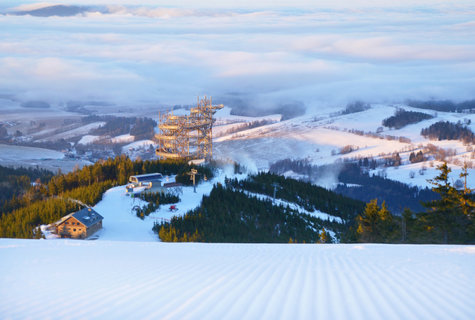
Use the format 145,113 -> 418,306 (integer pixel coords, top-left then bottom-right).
0,0 -> 474,110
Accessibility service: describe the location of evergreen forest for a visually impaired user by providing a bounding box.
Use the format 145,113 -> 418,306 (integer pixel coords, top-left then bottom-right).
407,99 -> 475,112
154,183 -> 340,243
0,165 -> 54,212
382,109 -> 433,129
421,121 -> 475,144
155,172 -> 366,243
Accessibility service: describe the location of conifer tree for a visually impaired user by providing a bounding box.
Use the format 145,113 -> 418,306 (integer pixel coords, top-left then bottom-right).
357,199 -> 396,242
319,228 -> 328,243
423,162 -> 460,243
457,162 -> 475,217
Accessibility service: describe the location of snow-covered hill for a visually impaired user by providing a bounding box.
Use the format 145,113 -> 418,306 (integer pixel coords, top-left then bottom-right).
1,239 -> 474,320
213,104 -> 475,189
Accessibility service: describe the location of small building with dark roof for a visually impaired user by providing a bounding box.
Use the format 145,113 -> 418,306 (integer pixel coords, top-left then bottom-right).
127,173 -> 167,194
54,207 -> 103,239
129,173 -> 163,186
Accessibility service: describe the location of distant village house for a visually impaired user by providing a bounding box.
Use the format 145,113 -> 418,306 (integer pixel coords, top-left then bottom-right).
54,208 -> 103,239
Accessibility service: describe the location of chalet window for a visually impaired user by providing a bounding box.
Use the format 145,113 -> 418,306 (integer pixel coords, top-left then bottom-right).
65,222 -> 68,224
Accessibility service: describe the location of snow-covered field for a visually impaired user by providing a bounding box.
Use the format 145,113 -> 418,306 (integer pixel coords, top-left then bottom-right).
0,240 -> 474,320
0,143 -> 93,173
78,134 -> 101,145
79,134 -> 135,145
111,133 -> 134,144
0,143 -> 64,161
38,122 -> 106,142
122,139 -> 155,152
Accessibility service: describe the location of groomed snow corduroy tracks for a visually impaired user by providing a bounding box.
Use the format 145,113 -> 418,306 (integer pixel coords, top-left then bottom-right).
1,240 -> 474,320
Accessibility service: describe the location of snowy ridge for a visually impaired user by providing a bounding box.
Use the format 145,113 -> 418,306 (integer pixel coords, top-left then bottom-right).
0,239 -> 474,320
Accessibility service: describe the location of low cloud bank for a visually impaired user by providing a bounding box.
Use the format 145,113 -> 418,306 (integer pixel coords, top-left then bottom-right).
0,1 -> 474,111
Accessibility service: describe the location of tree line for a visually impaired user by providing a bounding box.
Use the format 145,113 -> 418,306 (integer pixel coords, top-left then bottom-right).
382,109 -> 433,129
407,99 -> 475,113
226,172 -> 365,222
0,165 -> 54,216
421,121 -> 475,144
154,183 -> 332,243
84,115 -> 157,140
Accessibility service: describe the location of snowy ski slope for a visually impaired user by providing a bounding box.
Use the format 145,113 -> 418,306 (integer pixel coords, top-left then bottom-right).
0,239 -> 474,320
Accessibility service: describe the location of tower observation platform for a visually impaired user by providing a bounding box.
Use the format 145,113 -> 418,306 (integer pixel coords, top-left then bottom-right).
155,96 -> 223,161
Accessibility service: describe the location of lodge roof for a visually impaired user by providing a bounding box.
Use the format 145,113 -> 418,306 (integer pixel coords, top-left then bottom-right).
130,173 -> 163,182
55,207 -> 103,228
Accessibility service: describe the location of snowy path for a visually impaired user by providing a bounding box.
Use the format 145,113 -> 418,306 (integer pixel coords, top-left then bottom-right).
0,240 -> 474,320
92,186 -> 157,242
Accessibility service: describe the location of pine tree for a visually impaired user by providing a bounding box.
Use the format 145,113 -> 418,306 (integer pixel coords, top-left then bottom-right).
423,162 -> 459,243
357,199 -> 396,242
457,162 -> 475,217
319,228 -> 328,243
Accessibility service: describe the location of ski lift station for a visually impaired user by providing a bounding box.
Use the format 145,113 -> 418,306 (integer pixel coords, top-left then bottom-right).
126,173 -> 182,196
129,173 -> 164,186
126,173 -> 163,194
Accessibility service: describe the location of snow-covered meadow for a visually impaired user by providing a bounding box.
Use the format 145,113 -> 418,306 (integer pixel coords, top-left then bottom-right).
0,240 -> 474,320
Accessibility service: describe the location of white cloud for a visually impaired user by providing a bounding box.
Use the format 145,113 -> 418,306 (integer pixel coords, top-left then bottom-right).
6,2 -> 56,12
0,57 -> 148,103
291,36 -> 475,62
0,0 -> 474,109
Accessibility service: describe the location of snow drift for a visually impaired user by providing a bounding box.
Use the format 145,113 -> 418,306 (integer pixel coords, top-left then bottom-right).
0,239 -> 474,319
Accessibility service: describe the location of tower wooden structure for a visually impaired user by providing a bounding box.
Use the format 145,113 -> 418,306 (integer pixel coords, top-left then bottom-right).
155,96 -> 223,160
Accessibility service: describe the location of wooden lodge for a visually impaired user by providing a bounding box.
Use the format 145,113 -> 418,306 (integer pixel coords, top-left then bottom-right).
54,208 -> 103,239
